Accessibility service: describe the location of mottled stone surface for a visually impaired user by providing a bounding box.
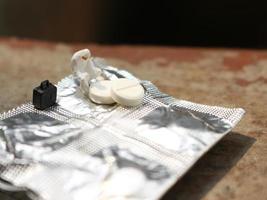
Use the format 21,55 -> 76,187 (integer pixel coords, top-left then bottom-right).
0,37 -> 266,200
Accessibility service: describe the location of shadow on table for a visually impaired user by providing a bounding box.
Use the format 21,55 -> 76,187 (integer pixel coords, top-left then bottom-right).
161,132 -> 255,200
0,190 -> 31,200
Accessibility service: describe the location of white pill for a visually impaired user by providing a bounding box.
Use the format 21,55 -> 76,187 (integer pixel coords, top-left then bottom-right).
111,78 -> 145,106
80,75 -> 106,96
89,80 -> 115,104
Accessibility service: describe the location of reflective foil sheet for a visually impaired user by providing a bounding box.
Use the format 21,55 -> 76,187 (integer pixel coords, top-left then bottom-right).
0,57 -> 245,200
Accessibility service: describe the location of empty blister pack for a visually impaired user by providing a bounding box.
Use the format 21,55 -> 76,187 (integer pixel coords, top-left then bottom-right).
0,52 -> 245,200
0,115 -> 183,200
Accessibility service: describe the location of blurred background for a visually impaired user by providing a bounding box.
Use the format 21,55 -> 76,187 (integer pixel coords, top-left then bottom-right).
0,0 -> 267,48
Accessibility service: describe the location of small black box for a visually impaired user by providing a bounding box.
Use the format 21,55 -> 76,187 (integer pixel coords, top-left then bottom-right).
32,80 -> 57,110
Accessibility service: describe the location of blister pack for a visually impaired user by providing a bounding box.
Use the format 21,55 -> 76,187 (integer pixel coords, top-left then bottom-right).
0,50 -> 245,200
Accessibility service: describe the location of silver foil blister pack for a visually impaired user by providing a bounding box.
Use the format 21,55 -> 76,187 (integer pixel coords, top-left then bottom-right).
0,57 -> 245,200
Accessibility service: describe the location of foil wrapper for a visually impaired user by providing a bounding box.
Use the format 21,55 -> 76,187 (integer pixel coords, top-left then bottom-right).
0,57 -> 245,200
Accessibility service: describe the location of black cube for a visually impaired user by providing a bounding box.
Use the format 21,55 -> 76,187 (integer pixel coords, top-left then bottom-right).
32,80 -> 57,110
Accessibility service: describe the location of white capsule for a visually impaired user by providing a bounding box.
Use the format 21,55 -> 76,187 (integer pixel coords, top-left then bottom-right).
89,80 -> 115,104
111,78 -> 145,106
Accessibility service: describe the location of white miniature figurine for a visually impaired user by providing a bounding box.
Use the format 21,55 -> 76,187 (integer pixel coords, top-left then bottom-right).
71,49 -> 99,81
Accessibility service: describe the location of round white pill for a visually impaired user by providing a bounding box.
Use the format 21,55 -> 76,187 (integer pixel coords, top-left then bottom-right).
111,78 -> 145,106
80,75 -> 106,97
89,80 -> 115,104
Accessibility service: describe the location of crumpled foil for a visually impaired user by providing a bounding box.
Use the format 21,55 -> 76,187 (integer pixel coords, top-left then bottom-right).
0,57 -> 245,200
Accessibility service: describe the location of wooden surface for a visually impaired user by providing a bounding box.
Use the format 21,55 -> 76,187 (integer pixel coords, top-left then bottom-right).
0,37 -> 266,200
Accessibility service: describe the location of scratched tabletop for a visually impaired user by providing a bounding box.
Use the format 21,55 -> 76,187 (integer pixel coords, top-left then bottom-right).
0,37 -> 266,200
